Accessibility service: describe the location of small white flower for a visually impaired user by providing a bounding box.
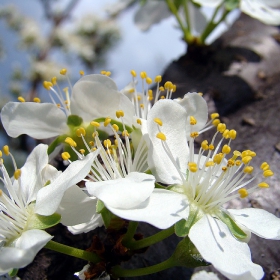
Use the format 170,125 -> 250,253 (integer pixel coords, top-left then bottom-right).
142,98 -> 280,280
0,143 -> 97,274
1,73 -> 134,140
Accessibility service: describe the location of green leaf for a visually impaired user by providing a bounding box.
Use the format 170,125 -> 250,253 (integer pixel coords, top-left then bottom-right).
67,115 -> 83,126
215,210 -> 247,239
27,212 -> 61,230
172,237 -> 209,268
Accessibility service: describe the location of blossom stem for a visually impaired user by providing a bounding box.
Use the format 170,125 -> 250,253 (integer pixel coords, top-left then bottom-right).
44,240 -> 101,263
165,0 -> 193,43
124,226 -> 174,250
111,256 -> 177,277
122,221 -> 139,246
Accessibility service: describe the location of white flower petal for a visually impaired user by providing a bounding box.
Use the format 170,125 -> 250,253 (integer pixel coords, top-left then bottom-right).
241,0 -> 280,25
191,270 -> 220,280
18,144 -> 50,204
147,99 -> 189,184
35,151 -> 99,215
176,92 -> 208,135
189,215 -> 264,280
67,215 -> 104,235
70,74 -> 134,126
1,102 -> 68,138
134,1 -> 171,31
0,230 -> 52,273
228,208 -> 280,239
86,172 -> 155,209
58,185 -> 99,226
107,189 -> 188,229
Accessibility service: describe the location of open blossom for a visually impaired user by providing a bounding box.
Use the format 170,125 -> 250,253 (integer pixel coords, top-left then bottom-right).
1,72 -> 134,141
193,0 -> 280,25
0,144 -> 96,274
143,99 -> 280,280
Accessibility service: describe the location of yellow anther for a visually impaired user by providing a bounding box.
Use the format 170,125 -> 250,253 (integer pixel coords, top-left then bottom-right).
57,104 -> 61,108
232,150 -> 241,159
114,139 -> 118,146
100,70 -> 106,75
65,137 -> 77,147
0,150 -> 2,157
213,154 -> 223,164
79,149 -> 85,154
105,71 -> 111,76
217,123 -> 226,133
18,96 -> 25,102
164,81 -> 172,90
205,161 -> 214,167
238,188 -> 248,198
140,104 -> 144,109
154,118 -> 163,126
43,81 -> 53,90
33,97 -> 41,103
91,147 -> 97,152
51,77 -> 57,85
146,77 -> 152,84
235,160 -> 241,166
190,132 -> 199,138
79,70 -> 84,76
137,119 -> 142,125
90,121 -> 100,127
242,156 -> 252,164
148,89 -> 153,97
156,132 -> 166,141
198,92 -> 203,96
0,190 -> 2,196
76,127 -> 86,137
260,162 -> 270,171
60,68 -> 67,75
137,95 -> 142,101
258,182 -> 269,188
209,144 -> 214,150
201,140 -> 209,150
154,75 -> 162,83
222,145 -> 231,154
92,131 -> 99,138
212,119 -> 220,126
61,152 -> 71,161
89,141 -> 94,146
243,166 -> 254,174
104,139 -> 112,148
222,166 -> 227,172
128,88 -> 134,94
130,70 -> 137,77
14,169 -> 21,180
159,86 -> 165,92
104,118 -> 111,127
227,159 -> 235,167
263,170 -> 274,177
250,151 -> 256,157
116,110 -> 124,118
223,129 -> 230,139
172,84 -> 176,92
140,71 -> 147,79
112,124 -> 119,132
229,129 -> 237,140
211,113 -> 219,119
188,162 -> 198,172
3,145 -> 9,156
189,116 -> 197,125
122,130 -> 129,137
160,96 -> 165,99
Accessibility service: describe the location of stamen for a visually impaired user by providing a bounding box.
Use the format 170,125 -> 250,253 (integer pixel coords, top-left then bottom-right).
65,137 -> 77,147
18,96 -> 25,102
14,169 -> 21,180
258,182 -> 269,188
156,132 -> 166,141
154,118 -> 163,126
33,97 -> 41,103
238,188 -> 248,198
61,152 -> 71,161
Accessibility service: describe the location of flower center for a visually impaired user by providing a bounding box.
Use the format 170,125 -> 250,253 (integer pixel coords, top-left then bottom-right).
63,111 -> 148,181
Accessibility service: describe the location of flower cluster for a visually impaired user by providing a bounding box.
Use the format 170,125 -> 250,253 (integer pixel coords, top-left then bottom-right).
1,70 -> 280,280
